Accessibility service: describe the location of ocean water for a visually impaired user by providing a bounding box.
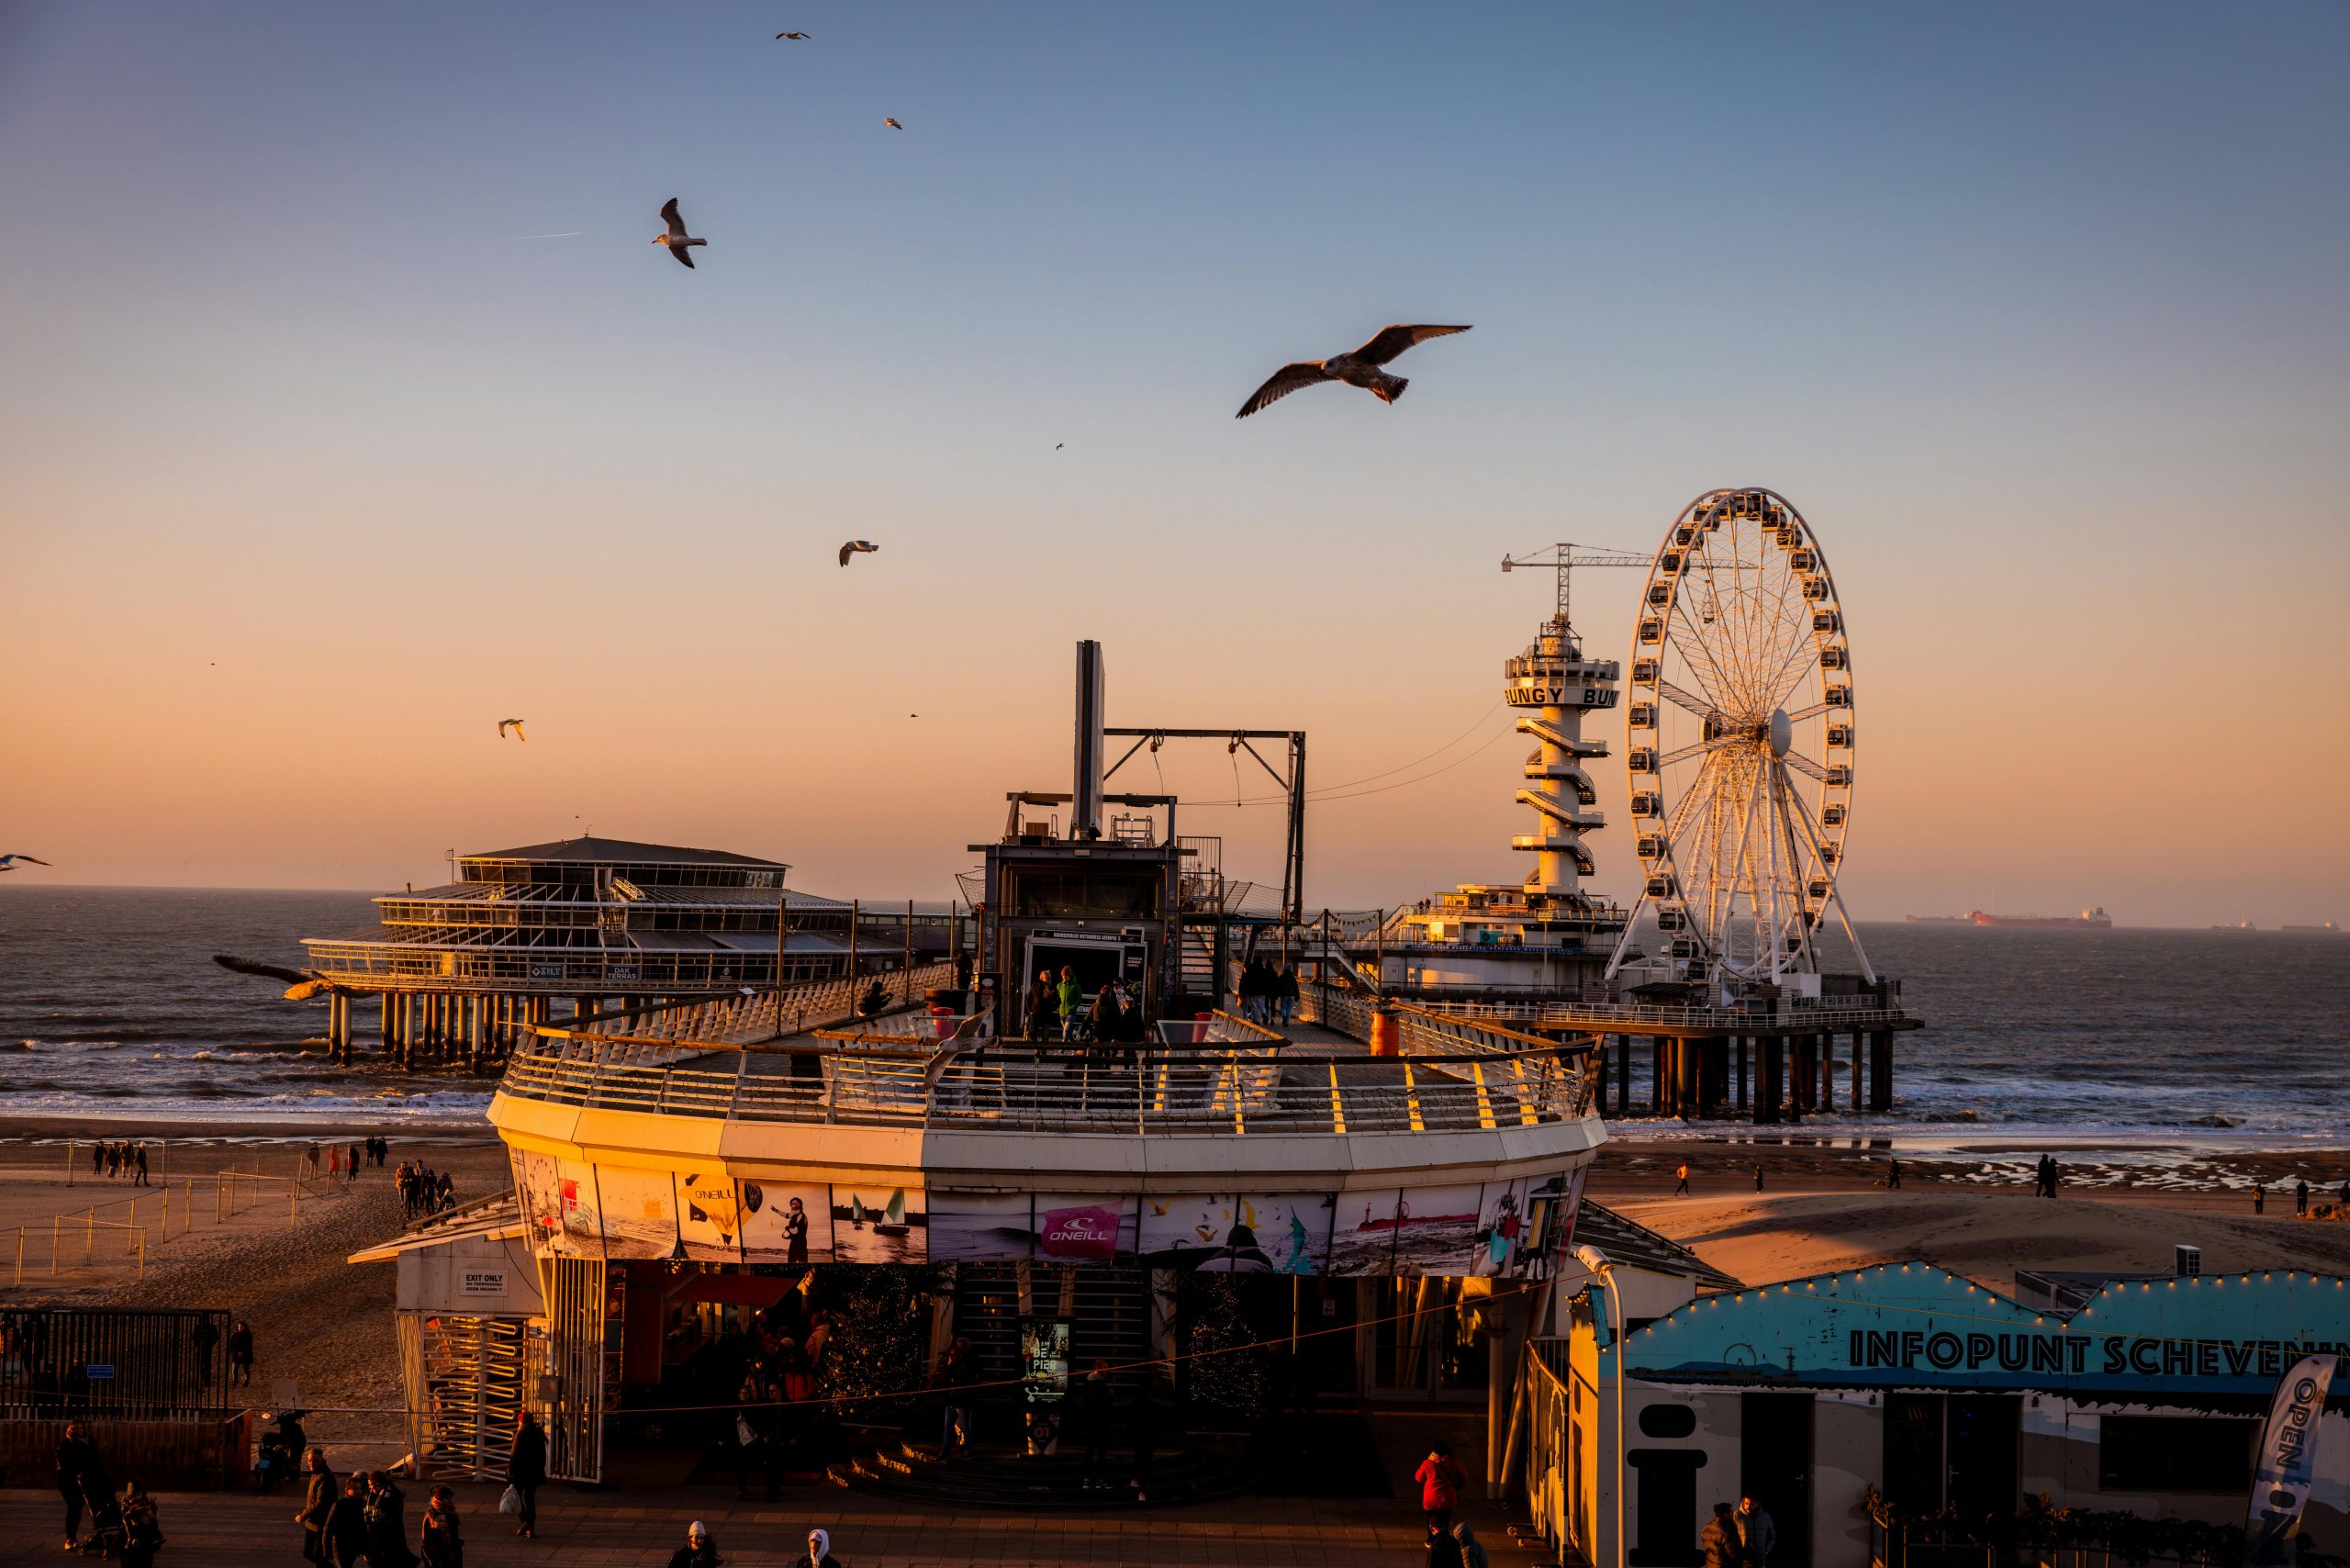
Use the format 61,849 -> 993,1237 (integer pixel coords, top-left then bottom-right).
1,888 -> 2346,1141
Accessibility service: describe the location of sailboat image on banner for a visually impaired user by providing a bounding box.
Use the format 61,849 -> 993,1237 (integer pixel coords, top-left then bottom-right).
850,1189 -> 911,1237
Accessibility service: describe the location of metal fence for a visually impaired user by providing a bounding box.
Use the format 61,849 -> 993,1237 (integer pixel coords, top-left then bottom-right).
0,1307 -> 231,1420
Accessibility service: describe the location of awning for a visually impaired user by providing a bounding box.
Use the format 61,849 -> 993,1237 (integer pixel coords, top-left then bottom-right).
347,1195 -> 528,1265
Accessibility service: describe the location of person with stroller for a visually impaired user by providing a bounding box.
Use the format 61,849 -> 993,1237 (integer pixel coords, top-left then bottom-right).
56,1418 -> 109,1550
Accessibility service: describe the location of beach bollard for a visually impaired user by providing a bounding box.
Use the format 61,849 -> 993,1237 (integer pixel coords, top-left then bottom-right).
136,1230 -> 145,1281
50,1215 -> 60,1277
13,1227 -> 21,1285
85,1206 -> 95,1266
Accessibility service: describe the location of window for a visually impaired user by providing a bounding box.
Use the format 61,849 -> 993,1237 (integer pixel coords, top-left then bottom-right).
2098,1416 -> 2254,1491
1010,869 -> 1160,919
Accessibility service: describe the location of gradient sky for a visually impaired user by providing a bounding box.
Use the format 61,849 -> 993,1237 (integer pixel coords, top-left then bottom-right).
3,2 -> 2345,924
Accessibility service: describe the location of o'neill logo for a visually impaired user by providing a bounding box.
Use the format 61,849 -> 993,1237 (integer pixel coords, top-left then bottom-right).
1039,1204 -> 1120,1262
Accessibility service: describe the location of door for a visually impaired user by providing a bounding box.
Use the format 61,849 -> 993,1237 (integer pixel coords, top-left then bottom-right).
1947,1395 -> 2020,1515
1883,1394 -> 1943,1511
1738,1394 -> 1811,1563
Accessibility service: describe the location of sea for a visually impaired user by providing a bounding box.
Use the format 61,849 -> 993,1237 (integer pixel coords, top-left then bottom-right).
1,887 -> 2346,1147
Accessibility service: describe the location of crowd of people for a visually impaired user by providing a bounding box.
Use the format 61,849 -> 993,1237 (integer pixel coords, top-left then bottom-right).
1234,958 -> 1300,1027
397,1159 -> 456,1220
1020,967 -> 1147,1046
86,1140 -> 153,1185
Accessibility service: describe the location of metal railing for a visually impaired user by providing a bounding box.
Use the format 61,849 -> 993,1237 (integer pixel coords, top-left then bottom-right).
496,1034 -> 1595,1137
1411,995 -> 1911,1031
522,961 -> 961,1064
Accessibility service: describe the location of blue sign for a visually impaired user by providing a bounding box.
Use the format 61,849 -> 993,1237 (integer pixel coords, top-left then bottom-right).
1623,1262 -> 2350,1400
85,1364 -> 114,1380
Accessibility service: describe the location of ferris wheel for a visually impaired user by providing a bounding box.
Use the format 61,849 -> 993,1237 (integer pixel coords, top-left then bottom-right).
1606,487 -> 1875,991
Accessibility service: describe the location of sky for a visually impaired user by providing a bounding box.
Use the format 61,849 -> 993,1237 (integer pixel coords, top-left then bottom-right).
2,2 -> 2345,925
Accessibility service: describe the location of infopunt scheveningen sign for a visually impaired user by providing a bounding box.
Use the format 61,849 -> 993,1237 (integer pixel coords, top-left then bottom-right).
1626,1262 -> 2350,1399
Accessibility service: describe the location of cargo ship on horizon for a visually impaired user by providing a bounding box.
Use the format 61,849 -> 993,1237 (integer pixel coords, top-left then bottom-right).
1971,907 -> 2111,929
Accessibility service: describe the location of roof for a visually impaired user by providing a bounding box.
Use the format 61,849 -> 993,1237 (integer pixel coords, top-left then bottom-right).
347,1192 -> 526,1264
459,836 -> 786,868
1576,1200 -> 1743,1292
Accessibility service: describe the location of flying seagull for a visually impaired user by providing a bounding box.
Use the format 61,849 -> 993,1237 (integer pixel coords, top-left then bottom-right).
498,719 -> 527,742
212,953 -> 341,1002
1055,442 -> 1064,450
776,30 -> 810,39
884,118 -> 903,129
654,198 -> 707,268
1235,324 -> 1472,419
839,539 -> 879,567
0,854 -> 52,871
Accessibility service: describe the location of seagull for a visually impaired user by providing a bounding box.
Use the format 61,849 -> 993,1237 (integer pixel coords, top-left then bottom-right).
1055,442 -> 1064,450
884,118 -> 903,130
212,954 -> 341,1002
1235,324 -> 1472,419
498,720 -> 527,742
0,854 -> 52,871
776,30 -> 811,39
654,198 -> 707,269
839,540 -> 879,567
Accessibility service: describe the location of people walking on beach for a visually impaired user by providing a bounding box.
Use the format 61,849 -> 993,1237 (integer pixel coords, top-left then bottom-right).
228,1319 -> 254,1386
296,1449 -> 337,1566
2297,1179 -> 2310,1216
2255,1185 -> 2266,1215
1701,1502 -> 1740,1568
105,1143 -> 121,1180
134,1144 -> 151,1185
668,1522 -> 721,1568
507,1409 -> 547,1539
1887,1159 -> 1902,1190
806,1528 -> 843,1568
1673,1161 -> 1691,1196
1752,1161 -> 1764,1192
306,1144 -> 320,1178
118,1481 -> 163,1568
347,1144 -> 362,1182
329,1145 -> 341,1179
419,1486 -> 462,1568
1415,1439 -> 1465,1534
1736,1495 -> 1776,1565
56,1417 -> 107,1549
91,1142 -> 106,1179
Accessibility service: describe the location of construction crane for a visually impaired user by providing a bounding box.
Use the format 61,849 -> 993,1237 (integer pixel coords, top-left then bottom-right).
1500,543 -> 1651,648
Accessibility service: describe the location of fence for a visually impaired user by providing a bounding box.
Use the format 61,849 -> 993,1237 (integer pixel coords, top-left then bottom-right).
7,1159 -> 343,1285
0,1306 -> 232,1419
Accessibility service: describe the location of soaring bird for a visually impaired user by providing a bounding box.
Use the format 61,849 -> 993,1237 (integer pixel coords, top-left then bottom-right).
0,854 -> 52,871
654,198 -> 707,268
839,539 -> 879,567
212,954 -> 341,1002
498,719 -> 527,742
883,118 -> 903,130
776,30 -> 810,39
1235,323 -> 1472,419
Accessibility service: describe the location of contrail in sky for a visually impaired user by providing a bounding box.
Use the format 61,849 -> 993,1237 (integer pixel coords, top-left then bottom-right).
504,230 -> 585,241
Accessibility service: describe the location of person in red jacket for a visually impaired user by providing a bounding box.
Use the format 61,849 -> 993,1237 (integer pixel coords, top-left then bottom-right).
1414,1439 -> 1466,1533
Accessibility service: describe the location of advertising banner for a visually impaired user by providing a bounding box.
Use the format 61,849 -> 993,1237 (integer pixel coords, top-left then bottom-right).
1326,1191 -> 1402,1276
740,1182 -> 834,1265
596,1165 -> 679,1260
1035,1195 -> 1136,1263
1243,1193 -> 1335,1276
674,1171 -> 744,1262
830,1183 -> 925,1263
2246,1354 -> 2336,1563
930,1193 -> 1037,1262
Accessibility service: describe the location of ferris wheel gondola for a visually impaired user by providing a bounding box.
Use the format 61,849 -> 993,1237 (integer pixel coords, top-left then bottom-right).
1606,487 -> 1874,992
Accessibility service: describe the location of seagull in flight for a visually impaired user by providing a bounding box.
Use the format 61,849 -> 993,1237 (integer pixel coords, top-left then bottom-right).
654,198 -> 707,268
212,954 -> 341,1002
776,30 -> 811,39
0,854 -> 52,871
883,118 -> 903,130
839,540 -> 879,567
1236,324 -> 1472,419
498,720 -> 527,742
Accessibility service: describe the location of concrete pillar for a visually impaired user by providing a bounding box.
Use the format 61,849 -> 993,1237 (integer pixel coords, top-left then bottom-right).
1616,1036 -> 1632,1117
1735,1035 -> 1749,1113
1870,1031 -> 1895,1113
378,994 -> 394,1058
1649,1038 -> 1667,1115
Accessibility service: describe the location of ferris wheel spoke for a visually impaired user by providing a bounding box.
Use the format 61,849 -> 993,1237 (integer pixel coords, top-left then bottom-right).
1657,734 -> 1740,769
1666,594 -> 1735,707
1779,701 -> 1830,723
1780,750 -> 1828,782
1654,679 -> 1718,721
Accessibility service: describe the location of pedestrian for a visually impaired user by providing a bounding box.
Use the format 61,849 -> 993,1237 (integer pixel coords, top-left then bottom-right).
297,1449 -> 337,1566
1024,969 -> 1056,1039
732,1372 -> 781,1503
56,1417 -> 106,1549
2338,1178 -> 2349,1210
91,1142 -> 106,1178
135,1144 -> 151,1186
1414,1439 -> 1465,1534
1753,1161 -> 1764,1192
191,1316 -> 221,1385
306,1143 -> 320,1178
2255,1185 -> 2266,1215
1078,1358 -> 1115,1490
228,1320 -> 255,1387
1452,1521 -> 1490,1568
436,1171 -> 453,1211
668,1521 -> 721,1568
1673,1161 -> 1691,1197
326,1476 -> 371,1568
1701,1502 -> 1740,1568
1087,984 -> 1125,1054
1737,1495 -> 1776,1566
1887,1158 -> 1902,1190
1425,1520 -> 1465,1568
2297,1180 -> 2310,1216
1056,965 -> 1082,1041
419,1486 -> 462,1568
329,1145 -> 341,1179
106,1144 -> 121,1180
934,1336 -> 974,1462
507,1409 -> 547,1539
118,1482 -> 163,1568
366,1472 -> 418,1568
806,1528 -> 843,1568
347,1144 -> 362,1183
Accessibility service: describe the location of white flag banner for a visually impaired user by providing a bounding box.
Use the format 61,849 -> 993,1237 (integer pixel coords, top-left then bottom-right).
2246,1353 -> 2336,1564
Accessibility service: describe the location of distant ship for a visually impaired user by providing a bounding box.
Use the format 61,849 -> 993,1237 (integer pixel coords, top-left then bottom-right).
2210,921 -> 2257,932
2283,921 -> 2341,934
1907,914 -> 1971,924
1971,907 -> 2111,929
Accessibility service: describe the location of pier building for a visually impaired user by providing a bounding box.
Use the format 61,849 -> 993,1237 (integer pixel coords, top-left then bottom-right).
298,838 -> 960,1069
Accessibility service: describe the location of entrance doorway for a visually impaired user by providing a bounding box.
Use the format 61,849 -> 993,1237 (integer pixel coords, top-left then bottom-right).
1885,1394 -> 2020,1514
1738,1394 -> 1811,1562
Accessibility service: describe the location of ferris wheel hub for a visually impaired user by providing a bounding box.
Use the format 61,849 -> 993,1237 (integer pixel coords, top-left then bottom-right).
1769,708 -> 1791,758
